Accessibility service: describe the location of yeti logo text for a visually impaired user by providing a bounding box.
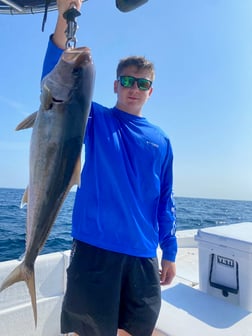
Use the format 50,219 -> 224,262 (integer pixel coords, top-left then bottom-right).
217,255 -> 234,268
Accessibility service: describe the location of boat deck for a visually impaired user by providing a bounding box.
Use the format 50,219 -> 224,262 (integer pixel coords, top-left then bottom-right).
156,229 -> 252,336
1,229 -> 252,335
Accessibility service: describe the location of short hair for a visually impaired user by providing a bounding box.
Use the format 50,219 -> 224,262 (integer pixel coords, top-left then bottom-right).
116,56 -> 155,81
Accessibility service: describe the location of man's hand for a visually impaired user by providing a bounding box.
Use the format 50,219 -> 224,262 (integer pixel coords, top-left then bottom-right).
57,0 -> 83,15
53,0 -> 83,49
159,259 -> 176,286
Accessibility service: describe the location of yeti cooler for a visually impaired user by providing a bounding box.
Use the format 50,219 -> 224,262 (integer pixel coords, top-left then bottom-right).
195,222 -> 252,311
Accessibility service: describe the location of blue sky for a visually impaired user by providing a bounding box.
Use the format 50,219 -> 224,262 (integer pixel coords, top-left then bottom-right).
0,0 -> 252,201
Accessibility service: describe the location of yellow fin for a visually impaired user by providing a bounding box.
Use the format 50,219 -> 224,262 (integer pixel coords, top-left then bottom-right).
20,187 -> 28,208
0,261 -> 37,327
15,112 -> 37,131
27,267 -> 37,327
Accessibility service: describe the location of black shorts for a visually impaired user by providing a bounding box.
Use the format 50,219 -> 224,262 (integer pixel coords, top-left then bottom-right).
61,240 -> 161,336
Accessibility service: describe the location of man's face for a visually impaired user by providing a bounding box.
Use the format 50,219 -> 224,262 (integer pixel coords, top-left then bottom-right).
114,66 -> 153,116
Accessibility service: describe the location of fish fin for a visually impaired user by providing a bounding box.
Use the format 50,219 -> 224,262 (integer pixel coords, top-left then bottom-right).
27,267 -> 37,327
15,112 -> 38,131
21,187 -> 28,208
69,155 -> 82,188
0,263 -> 23,292
0,261 -> 37,327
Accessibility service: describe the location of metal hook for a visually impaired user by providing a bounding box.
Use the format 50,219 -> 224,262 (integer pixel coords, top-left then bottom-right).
63,4 -> 81,49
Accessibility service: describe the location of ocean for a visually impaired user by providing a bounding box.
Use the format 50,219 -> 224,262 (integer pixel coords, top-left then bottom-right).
0,188 -> 252,262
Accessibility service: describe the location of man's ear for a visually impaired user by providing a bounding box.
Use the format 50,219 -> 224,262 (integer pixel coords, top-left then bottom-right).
114,80 -> 119,93
148,87 -> 153,97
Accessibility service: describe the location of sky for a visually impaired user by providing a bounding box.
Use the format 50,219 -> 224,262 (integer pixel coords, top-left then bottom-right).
0,0 -> 252,201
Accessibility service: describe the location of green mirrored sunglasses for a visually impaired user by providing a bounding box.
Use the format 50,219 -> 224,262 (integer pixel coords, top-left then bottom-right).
118,76 -> 152,91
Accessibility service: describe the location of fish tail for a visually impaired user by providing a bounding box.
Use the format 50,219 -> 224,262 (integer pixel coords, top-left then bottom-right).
0,261 -> 37,327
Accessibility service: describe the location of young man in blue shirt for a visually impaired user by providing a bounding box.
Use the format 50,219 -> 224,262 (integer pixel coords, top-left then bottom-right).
42,1 -> 177,335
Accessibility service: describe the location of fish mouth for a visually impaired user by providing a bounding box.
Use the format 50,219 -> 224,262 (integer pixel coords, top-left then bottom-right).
52,97 -> 64,104
62,47 -> 92,67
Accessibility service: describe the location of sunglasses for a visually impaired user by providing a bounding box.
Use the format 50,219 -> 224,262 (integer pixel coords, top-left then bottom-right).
118,76 -> 152,91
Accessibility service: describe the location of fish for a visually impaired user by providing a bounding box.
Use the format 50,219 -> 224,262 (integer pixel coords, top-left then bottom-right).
0,46 -> 95,326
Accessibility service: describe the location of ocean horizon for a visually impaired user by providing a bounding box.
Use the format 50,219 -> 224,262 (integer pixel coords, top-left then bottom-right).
0,187 -> 252,262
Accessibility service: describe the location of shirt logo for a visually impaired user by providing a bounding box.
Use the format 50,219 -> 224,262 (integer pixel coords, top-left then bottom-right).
146,140 -> 159,148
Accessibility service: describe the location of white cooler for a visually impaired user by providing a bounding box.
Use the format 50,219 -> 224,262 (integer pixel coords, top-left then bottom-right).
195,222 -> 252,312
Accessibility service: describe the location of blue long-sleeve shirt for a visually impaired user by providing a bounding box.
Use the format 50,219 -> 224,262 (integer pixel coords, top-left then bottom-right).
42,37 -> 177,261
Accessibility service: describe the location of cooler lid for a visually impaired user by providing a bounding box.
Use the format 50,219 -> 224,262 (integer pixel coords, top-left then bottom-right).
195,222 -> 252,253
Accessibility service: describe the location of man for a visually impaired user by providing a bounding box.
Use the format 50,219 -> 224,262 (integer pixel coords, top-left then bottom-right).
42,1 -> 177,335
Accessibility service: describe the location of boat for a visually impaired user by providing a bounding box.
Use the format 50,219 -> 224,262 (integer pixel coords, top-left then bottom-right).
1,1 -> 251,335
0,0 -> 148,14
1,222 -> 252,335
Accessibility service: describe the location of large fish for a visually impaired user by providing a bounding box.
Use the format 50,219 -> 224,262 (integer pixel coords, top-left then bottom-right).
0,46 -> 95,326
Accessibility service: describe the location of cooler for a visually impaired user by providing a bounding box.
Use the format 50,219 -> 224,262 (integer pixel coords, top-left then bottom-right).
195,222 -> 252,312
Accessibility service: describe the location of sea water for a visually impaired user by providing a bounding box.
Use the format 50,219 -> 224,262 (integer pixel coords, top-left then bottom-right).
0,188 -> 251,262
